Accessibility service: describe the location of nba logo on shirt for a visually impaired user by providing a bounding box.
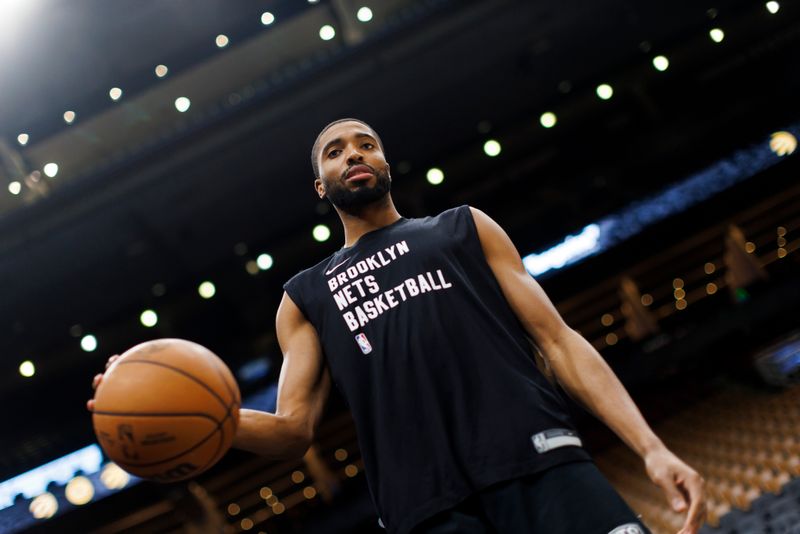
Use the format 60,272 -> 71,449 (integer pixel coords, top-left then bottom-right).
355,333 -> 373,355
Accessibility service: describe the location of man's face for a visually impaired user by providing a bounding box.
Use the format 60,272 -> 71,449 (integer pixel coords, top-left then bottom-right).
314,121 -> 391,212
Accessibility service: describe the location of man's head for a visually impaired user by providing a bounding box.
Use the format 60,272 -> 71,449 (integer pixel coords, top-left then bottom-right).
311,118 -> 392,213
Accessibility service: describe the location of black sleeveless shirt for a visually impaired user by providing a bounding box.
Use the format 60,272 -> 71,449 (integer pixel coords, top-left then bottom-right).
284,205 -> 590,533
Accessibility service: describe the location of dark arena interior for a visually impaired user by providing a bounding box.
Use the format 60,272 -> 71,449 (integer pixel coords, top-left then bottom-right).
1,0 -> 800,533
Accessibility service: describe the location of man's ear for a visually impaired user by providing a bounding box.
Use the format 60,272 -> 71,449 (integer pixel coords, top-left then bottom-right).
314,177 -> 325,199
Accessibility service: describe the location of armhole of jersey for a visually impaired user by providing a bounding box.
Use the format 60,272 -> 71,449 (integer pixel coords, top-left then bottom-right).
283,280 -> 311,323
458,205 -> 493,268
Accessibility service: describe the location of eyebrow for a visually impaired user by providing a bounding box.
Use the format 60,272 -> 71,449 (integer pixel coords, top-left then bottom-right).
321,132 -> 376,156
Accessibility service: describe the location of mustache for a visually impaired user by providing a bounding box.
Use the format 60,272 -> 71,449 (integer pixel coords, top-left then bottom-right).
341,163 -> 376,180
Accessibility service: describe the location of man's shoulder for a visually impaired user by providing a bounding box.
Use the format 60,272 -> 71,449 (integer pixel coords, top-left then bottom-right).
428,204 -> 471,224
285,252 -> 340,288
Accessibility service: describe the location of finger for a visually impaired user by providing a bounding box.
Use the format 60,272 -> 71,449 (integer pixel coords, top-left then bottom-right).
86,399 -> 95,412
680,476 -> 707,534
105,354 -> 120,369
656,474 -> 687,512
92,374 -> 103,390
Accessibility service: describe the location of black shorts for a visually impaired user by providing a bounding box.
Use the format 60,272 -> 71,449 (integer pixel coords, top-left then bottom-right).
410,460 -> 652,534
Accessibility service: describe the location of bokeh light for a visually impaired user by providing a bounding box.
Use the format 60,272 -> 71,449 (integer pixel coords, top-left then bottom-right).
483,140 -> 501,157
426,168 -> 444,185
140,309 -> 158,327
313,224 -> 331,242
596,84 -> 614,100
198,281 -> 216,299
319,25 -> 336,41
357,7 -> 373,22
65,476 -> 94,505
19,360 -> 35,377
652,55 -> 669,71
175,97 -> 191,112
256,253 -> 274,270
81,335 -> 98,352
540,112 -> 557,128
43,163 -> 59,178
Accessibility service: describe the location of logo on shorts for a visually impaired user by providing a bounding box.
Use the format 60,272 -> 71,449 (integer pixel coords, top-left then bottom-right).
355,333 -> 373,355
608,523 -> 645,534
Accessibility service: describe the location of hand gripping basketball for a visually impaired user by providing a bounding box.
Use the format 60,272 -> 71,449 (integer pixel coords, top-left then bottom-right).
87,339 -> 241,482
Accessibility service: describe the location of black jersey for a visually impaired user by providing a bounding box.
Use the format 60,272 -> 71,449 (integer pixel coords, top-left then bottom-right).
284,205 -> 590,533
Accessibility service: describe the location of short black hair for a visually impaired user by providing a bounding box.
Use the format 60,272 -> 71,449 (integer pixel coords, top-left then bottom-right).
311,118 -> 384,178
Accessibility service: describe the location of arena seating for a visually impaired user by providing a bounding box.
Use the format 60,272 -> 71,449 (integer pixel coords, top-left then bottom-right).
596,383 -> 800,533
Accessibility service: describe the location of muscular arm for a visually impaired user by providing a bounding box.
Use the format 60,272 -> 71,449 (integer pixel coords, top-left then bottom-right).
233,292 -> 332,460
469,207 -> 705,534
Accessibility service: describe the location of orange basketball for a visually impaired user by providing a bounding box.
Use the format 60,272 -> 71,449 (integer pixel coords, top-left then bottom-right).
92,338 -> 241,482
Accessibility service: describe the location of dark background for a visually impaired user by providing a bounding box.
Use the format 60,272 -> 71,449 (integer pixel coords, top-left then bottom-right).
0,0 -> 798,532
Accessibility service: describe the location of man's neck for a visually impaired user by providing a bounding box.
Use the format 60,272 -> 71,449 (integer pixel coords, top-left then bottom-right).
336,197 -> 402,248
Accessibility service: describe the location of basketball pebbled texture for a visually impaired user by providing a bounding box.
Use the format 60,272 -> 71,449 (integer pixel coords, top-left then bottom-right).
92,338 -> 241,482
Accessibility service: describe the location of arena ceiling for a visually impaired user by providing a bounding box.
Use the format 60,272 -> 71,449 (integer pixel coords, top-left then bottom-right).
0,0 -> 798,474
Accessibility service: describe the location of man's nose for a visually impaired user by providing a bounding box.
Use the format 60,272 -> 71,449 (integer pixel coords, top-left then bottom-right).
346,149 -> 364,164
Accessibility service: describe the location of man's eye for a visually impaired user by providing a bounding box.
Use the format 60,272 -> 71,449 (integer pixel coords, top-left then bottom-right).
362,143 -> 374,149
327,149 -> 341,158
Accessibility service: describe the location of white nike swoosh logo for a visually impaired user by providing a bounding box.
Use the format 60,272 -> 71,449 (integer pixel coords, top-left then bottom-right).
325,259 -> 349,275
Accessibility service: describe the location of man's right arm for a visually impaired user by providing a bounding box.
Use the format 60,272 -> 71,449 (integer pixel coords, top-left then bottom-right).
232,292 -> 332,460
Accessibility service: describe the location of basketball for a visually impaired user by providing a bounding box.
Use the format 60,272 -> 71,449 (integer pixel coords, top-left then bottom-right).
91,338 -> 241,483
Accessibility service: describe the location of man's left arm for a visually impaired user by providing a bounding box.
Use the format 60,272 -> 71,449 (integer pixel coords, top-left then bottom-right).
469,207 -> 706,534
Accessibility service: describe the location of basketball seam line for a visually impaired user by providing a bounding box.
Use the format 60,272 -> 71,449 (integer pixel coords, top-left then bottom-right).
113,408 -> 233,469
198,399 -> 239,474
116,359 -> 229,411
210,356 -> 238,404
93,411 -> 218,422
105,401 -> 240,471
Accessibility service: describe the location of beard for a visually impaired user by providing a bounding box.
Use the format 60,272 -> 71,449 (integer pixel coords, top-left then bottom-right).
325,166 -> 392,213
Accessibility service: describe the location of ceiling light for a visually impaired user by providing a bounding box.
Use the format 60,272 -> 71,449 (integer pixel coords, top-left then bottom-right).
175,97 -> 191,112
17,133 -> 28,145
81,335 -> 98,352
357,7 -> 373,22
261,11 -> 275,25
198,281 -> 216,299
64,111 -> 76,124
709,28 -> 725,43
215,34 -> 229,48
155,64 -> 168,78
426,168 -> 444,185
43,163 -> 59,177
319,25 -> 336,41
652,55 -> 669,71
100,463 -> 129,489
313,224 -> 331,242
596,84 -> 613,100
539,112 -> 557,128
65,476 -> 94,505
109,87 -> 122,101
8,181 -> 21,195
766,1 -> 779,14
29,492 -> 57,519
483,140 -> 501,157
245,260 -> 259,275
256,253 -> 274,270
140,309 -> 158,327
19,360 -> 35,377
769,131 -> 797,156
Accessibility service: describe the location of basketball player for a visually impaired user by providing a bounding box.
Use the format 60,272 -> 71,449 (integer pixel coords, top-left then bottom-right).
90,119 -> 705,533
